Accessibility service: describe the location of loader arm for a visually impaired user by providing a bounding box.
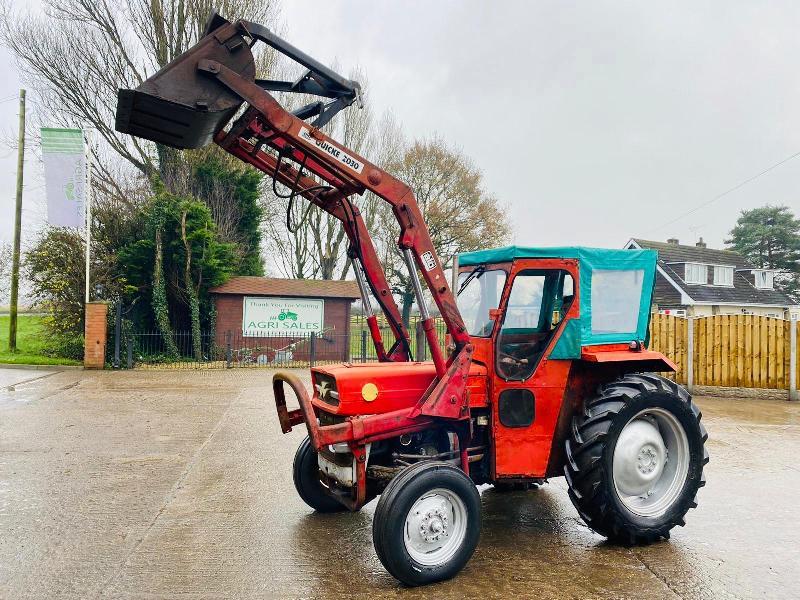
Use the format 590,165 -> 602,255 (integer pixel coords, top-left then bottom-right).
115,13 -> 470,389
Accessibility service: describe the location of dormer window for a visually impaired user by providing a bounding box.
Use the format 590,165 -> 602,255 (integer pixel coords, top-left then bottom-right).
684,263 -> 707,284
713,266 -> 734,286
754,270 -> 774,290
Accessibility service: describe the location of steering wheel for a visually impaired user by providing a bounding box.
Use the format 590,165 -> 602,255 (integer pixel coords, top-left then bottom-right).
498,350 -> 528,366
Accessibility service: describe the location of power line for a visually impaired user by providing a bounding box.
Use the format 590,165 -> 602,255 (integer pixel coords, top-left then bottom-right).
646,149 -> 800,233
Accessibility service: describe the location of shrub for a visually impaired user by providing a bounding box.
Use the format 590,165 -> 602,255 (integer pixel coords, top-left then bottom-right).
42,331 -> 85,361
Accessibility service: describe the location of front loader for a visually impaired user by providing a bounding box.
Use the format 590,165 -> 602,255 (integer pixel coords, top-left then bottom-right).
115,12 -> 708,587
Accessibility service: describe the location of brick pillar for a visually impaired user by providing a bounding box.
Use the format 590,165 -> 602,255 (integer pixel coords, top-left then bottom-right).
84,302 -> 109,369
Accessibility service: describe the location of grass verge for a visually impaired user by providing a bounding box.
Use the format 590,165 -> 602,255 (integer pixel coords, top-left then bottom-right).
0,315 -> 82,366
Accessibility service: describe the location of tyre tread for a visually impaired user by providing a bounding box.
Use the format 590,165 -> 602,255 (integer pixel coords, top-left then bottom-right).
564,373 -> 707,544
372,461 -> 481,586
293,437 -> 348,513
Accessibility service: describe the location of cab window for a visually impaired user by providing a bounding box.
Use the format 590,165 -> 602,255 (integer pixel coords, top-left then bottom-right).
457,268 -> 507,337
591,269 -> 643,334
496,269 -> 574,380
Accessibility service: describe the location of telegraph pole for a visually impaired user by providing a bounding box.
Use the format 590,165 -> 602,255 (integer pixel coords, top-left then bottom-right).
8,89 -> 25,353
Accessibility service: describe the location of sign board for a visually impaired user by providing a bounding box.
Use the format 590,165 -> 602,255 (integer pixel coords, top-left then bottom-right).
242,296 -> 324,337
298,126 -> 364,174
41,127 -> 86,228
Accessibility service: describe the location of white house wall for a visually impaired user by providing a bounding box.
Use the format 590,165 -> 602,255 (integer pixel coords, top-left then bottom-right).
687,304 -> 799,319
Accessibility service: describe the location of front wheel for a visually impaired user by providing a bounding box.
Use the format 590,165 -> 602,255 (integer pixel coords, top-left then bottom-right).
565,373 -> 708,544
293,437 -> 348,513
372,461 -> 481,586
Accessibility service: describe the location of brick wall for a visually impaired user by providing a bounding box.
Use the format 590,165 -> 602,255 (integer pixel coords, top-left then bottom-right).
214,294 -> 353,361
84,302 -> 109,369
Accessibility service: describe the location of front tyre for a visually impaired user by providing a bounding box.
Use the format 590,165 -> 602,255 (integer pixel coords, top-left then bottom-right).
565,374 -> 708,544
373,461 -> 481,586
293,437 -> 348,513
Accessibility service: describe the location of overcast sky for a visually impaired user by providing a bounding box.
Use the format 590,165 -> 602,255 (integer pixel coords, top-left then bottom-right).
1,1 -> 799,252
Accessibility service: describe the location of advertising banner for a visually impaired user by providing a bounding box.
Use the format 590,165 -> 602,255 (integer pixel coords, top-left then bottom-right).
242,296 -> 324,336
41,127 -> 86,228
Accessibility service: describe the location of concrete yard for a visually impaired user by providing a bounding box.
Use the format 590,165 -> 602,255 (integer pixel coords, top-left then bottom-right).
1,367 -> 798,599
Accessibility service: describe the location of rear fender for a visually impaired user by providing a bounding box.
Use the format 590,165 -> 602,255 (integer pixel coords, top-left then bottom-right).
580,347 -> 677,373
544,350 -> 677,478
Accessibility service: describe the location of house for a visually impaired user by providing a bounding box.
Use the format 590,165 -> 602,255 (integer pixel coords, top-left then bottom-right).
625,238 -> 800,319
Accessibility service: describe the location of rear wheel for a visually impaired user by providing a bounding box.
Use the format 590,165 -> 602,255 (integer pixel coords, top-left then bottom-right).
293,437 -> 348,513
564,373 -> 708,544
373,461 -> 481,586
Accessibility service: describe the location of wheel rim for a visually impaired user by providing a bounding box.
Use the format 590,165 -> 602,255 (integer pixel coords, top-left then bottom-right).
612,408 -> 690,518
403,487 -> 468,566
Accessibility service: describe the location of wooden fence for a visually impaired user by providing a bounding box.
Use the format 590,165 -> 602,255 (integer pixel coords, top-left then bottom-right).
648,314 -> 799,394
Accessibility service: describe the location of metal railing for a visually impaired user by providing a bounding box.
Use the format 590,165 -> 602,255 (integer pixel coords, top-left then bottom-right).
117,316 -> 449,369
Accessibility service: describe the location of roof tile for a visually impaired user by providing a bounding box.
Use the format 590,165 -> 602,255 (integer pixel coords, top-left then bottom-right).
210,276 -> 361,299
633,239 -> 797,306
633,238 -> 753,268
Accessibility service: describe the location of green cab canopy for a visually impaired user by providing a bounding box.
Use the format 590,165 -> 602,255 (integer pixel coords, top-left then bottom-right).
457,245 -> 658,354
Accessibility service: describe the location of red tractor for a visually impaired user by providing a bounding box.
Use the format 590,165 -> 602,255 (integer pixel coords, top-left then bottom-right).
116,13 -> 708,586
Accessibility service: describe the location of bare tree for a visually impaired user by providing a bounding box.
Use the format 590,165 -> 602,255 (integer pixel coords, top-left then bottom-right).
309,67 -> 375,280
262,198 -> 315,279
261,67 -> 385,280
378,137 -> 513,325
0,0 -> 281,181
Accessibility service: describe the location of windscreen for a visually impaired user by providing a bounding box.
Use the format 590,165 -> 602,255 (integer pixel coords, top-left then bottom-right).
457,269 -> 507,337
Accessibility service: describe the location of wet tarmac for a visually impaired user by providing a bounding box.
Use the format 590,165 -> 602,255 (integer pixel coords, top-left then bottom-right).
1,367 -> 798,599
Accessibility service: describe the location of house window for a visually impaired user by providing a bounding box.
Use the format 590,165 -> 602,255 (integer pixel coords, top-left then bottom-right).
713,266 -> 733,286
754,271 -> 774,290
684,263 -> 708,284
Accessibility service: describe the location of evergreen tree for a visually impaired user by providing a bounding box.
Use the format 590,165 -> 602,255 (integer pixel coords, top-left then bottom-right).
192,155 -> 265,276
726,205 -> 800,300
117,183 -> 237,348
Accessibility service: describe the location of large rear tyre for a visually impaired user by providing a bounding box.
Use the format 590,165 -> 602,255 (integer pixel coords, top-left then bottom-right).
373,461 -> 481,586
565,374 -> 708,544
293,437 -> 348,513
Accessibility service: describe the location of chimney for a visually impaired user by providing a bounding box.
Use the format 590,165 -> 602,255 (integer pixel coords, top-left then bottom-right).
667,238 -> 679,246
696,237 -> 707,248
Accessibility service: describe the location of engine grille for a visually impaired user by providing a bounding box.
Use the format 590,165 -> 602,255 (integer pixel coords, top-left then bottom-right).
313,373 -> 339,406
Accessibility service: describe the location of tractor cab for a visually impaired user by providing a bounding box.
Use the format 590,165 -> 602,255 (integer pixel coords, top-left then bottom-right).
456,245 -> 661,370
456,246 -> 674,479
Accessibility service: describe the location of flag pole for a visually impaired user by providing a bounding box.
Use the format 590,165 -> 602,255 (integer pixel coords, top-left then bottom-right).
84,128 -> 92,303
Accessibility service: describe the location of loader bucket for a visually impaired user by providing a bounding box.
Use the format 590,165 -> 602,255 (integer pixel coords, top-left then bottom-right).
115,18 -> 255,149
